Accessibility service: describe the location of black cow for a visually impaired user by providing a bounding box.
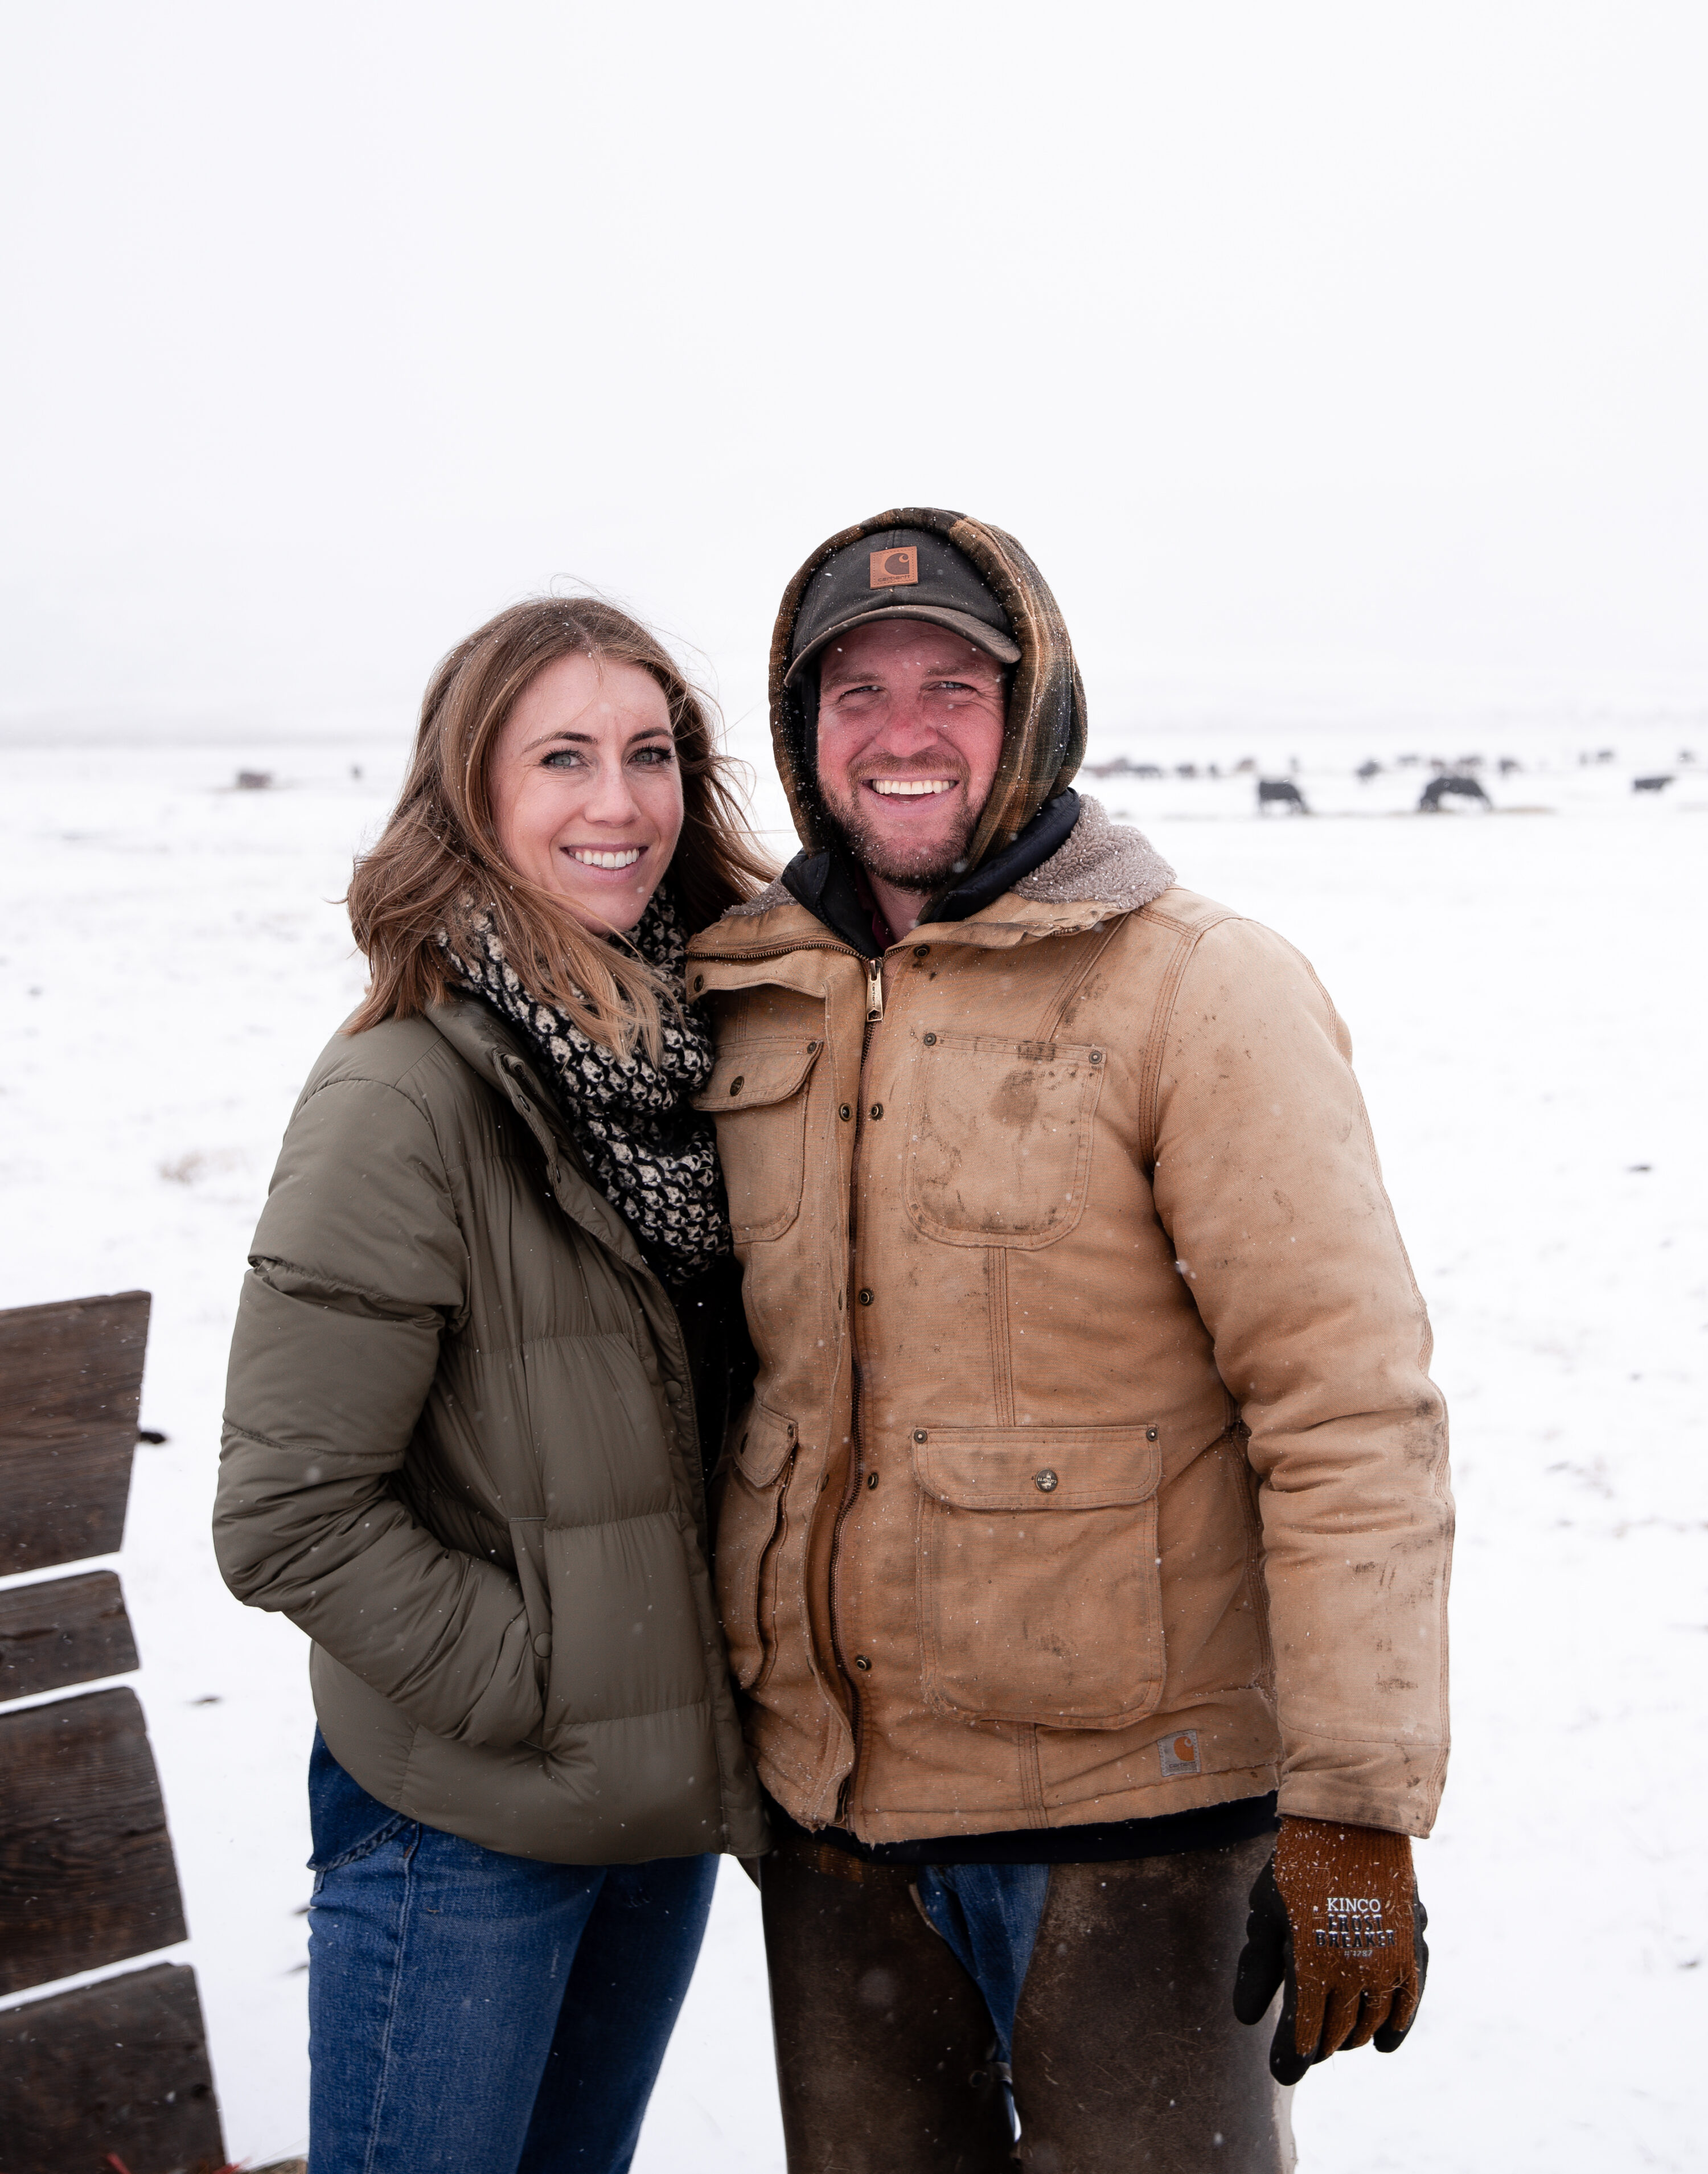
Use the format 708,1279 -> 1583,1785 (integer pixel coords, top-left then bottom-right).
1632,775 -> 1674,794
1258,778 -> 1309,814
1419,775 -> 1491,812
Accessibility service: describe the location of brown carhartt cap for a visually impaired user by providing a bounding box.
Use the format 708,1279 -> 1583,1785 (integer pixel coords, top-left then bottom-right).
782,526 -> 1021,687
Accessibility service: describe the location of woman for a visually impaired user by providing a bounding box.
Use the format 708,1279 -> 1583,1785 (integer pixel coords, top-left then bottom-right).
215,598 -> 772,2173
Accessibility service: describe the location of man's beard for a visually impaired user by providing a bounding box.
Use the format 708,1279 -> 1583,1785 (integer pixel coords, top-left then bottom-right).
822,787 -> 982,899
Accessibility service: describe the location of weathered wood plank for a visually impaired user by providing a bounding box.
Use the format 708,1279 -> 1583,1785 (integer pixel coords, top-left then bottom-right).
0,1570 -> 140,1701
0,1688 -> 186,1998
0,1290 -> 150,1574
0,1962 -> 225,2173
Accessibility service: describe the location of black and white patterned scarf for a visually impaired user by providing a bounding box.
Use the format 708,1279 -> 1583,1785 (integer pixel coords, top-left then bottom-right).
441,896 -> 730,1286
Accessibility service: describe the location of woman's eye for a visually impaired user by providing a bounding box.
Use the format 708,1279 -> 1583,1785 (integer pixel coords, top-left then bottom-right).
542,748 -> 585,769
632,746 -> 674,766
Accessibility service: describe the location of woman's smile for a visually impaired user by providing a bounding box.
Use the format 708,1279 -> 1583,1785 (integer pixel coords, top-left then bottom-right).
567,844 -> 644,870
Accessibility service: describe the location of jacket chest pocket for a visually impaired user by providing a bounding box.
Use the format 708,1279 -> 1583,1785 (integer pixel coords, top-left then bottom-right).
913,1426 -> 1164,1728
713,1402 -> 798,1691
905,1032 -> 1105,1248
693,1039 -> 823,1244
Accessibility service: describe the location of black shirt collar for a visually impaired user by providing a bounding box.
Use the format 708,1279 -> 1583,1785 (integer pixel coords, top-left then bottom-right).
779,791 -> 1081,957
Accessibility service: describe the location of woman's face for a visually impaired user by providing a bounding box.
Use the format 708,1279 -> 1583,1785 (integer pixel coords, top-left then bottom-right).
488,653 -> 685,935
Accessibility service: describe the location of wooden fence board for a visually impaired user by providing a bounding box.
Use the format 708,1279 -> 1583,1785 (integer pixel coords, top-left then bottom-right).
0,1290 -> 151,1575
0,1689 -> 186,1999
0,1570 -> 140,1702
0,1962 -> 225,2173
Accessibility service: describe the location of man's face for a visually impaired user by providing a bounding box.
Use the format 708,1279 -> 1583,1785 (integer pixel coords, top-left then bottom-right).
814,620 -> 1008,894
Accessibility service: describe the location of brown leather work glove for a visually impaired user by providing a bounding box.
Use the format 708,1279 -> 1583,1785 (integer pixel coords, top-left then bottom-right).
1232,1816 -> 1428,2085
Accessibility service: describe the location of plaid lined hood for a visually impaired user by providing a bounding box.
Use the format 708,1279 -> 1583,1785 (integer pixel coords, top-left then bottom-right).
770,507 -> 1089,872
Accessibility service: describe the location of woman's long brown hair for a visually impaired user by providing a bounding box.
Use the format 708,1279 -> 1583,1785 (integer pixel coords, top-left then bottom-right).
346,597 -> 772,1057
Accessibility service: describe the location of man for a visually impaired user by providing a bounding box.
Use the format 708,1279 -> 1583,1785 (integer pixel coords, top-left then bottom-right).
688,509 -> 1451,2171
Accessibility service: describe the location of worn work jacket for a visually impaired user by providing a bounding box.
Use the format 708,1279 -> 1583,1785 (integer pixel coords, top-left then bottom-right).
687,820 -> 1452,1845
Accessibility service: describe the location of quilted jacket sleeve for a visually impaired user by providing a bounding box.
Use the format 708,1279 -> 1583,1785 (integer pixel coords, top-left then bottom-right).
214,1071 -> 544,1751
1148,916 -> 1452,1836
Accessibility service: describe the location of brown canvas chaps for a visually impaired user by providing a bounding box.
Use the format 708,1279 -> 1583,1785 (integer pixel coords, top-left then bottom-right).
760,1825 -> 1294,2173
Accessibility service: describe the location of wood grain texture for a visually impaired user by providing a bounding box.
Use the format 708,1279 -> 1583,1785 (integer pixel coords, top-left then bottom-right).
0,1289 -> 151,1574
0,1570 -> 140,1700
0,1963 -> 225,2173
0,1689 -> 186,1998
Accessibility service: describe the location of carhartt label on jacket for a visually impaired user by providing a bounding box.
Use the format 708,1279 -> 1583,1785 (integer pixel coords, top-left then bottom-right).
1159,1729 -> 1201,1778
869,547 -> 919,588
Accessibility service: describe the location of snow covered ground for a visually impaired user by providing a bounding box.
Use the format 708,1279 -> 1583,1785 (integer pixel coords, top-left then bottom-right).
1,710 -> 1703,2170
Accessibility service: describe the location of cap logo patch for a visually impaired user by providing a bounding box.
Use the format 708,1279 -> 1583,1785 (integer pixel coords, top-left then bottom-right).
869,546 -> 919,589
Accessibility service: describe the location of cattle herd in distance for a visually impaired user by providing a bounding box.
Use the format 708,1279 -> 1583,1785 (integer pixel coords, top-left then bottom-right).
1081,744 -> 1698,816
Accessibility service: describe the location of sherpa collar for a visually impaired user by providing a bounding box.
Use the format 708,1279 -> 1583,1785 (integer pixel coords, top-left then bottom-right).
714,795 -> 1176,944
1009,792 -> 1176,914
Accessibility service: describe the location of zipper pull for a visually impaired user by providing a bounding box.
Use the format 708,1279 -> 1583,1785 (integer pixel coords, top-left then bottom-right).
865,958 -> 885,1023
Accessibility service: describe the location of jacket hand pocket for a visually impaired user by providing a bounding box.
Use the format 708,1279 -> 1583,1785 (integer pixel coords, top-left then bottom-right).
713,1402 -> 798,1691
508,1517 -> 553,1695
913,1425 -> 1165,1727
693,1040 -> 823,1244
905,1032 -> 1105,1249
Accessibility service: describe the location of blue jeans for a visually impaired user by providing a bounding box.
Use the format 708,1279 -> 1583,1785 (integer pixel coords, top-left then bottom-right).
913,1861 -> 1052,2063
306,1733 -> 716,2174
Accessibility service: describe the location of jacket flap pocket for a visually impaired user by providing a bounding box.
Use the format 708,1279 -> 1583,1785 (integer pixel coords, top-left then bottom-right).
731,1402 -> 798,1488
691,1040 -> 822,1114
912,1426 -> 1162,1511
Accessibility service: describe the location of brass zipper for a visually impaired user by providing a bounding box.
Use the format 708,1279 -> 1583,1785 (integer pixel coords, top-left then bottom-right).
830,947 -> 894,1821
695,929 -> 889,1822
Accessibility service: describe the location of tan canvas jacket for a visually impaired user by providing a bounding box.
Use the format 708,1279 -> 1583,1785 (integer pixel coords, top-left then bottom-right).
687,801 -> 1452,1844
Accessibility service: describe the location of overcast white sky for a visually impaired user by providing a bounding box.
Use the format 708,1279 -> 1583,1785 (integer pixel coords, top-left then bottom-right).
4,2 -> 1706,735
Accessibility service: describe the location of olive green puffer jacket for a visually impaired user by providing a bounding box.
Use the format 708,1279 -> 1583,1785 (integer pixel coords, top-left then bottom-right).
214,998 -> 767,1864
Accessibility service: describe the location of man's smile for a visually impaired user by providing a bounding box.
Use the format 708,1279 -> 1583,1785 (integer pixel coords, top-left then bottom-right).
867,778 -> 956,798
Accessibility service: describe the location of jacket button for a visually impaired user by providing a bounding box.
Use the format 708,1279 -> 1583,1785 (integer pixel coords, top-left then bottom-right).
857,1288 -> 874,1306
1033,1469 -> 1059,1492
854,1655 -> 872,1671
728,1075 -> 745,1095
912,1429 -> 928,1443
693,974 -> 705,992
1090,1049 -> 1103,1064
922,1031 -> 938,1045
866,1471 -> 879,1489
913,945 -> 930,959
839,1103 -> 852,1121
1147,1426 -> 1159,1441
869,1102 -> 884,1119
533,1632 -> 553,1658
